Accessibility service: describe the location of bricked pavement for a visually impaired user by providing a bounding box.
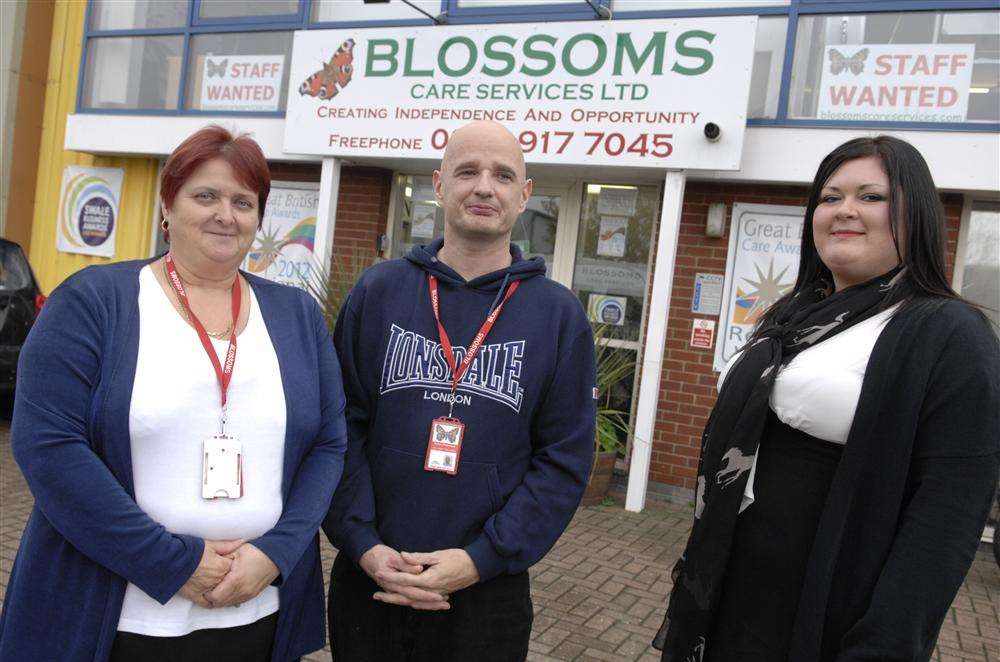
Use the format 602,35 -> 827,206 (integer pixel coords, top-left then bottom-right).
2,418 -> 997,660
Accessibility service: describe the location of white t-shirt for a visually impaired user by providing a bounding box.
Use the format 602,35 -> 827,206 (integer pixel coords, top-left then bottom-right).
117,266 -> 287,636
718,306 -> 897,511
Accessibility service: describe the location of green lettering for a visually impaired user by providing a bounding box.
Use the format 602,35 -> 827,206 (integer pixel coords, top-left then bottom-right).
438,36 -> 477,77
482,35 -> 516,77
562,33 -> 607,77
403,38 -> 433,76
672,30 -> 714,76
520,34 -> 557,77
613,32 -> 667,75
366,38 -> 398,76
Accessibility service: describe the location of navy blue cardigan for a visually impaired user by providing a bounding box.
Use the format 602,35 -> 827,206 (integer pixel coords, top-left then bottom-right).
0,259 -> 347,661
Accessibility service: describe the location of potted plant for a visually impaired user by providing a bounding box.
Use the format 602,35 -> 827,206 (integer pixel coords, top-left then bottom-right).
580,324 -> 635,506
301,247 -> 379,332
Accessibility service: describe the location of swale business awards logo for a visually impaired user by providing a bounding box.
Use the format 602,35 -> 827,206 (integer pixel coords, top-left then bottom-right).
56,166 -> 123,258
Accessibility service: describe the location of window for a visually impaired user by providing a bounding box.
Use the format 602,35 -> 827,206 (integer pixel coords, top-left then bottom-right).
82,36 -> 184,110
89,0 -> 187,30
609,0 -> 789,10
311,0 -> 439,23
185,31 -> 293,111
198,0 -> 298,19
749,17 -> 788,119
789,10 -> 1000,123
956,200 -> 1000,330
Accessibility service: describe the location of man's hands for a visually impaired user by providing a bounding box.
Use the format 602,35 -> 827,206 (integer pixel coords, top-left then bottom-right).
370,548 -> 480,611
178,540 -> 279,609
178,539 -> 243,608
360,544 -> 449,610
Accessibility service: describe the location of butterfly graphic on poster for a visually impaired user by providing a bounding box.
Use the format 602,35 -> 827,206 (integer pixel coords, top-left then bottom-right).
828,48 -> 869,75
435,425 -> 459,444
206,58 -> 228,78
299,38 -> 355,100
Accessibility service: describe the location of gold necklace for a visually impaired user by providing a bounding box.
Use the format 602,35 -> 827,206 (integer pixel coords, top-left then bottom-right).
162,259 -> 235,339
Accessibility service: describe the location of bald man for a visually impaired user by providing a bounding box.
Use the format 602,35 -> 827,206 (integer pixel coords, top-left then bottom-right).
323,121 -> 596,661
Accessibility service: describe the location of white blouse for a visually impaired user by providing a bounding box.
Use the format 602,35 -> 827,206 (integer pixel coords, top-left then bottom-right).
118,266 -> 287,636
718,306 -> 898,511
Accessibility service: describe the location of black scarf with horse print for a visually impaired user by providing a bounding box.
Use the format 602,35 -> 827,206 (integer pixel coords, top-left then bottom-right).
654,267 -> 905,661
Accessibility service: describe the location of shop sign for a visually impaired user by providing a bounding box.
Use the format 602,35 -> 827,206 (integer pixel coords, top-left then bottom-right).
201,55 -> 285,112
55,165 -> 123,258
588,294 -> 627,326
284,17 -> 756,169
817,44 -> 974,123
690,319 -> 715,349
691,272 -> 724,316
573,259 -> 647,298
714,203 -> 804,372
242,182 -> 322,288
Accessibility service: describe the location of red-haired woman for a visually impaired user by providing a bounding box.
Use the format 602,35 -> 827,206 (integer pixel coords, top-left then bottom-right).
0,126 -> 347,662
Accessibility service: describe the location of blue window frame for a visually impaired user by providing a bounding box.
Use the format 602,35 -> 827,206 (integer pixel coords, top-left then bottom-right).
78,0 -> 999,132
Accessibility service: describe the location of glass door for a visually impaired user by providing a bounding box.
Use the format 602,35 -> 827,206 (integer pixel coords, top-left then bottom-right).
570,183 -> 661,460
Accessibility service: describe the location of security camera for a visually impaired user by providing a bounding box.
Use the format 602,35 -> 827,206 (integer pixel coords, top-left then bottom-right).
704,122 -> 721,142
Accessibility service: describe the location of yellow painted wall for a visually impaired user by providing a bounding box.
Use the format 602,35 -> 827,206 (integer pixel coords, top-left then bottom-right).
29,0 -> 160,293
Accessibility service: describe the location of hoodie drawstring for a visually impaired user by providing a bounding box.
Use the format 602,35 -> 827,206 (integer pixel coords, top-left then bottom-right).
488,273 -> 511,315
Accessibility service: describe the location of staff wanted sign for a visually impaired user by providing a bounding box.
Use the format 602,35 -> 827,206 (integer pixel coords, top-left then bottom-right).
817,44 -> 974,123
200,55 -> 285,112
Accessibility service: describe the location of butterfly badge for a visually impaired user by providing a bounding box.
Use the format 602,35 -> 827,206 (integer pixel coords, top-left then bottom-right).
299,38 -> 356,100
829,48 -> 869,75
206,58 -> 228,78
435,424 -> 460,444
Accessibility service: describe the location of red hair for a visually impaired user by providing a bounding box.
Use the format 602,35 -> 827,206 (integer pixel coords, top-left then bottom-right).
160,125 -> 271,226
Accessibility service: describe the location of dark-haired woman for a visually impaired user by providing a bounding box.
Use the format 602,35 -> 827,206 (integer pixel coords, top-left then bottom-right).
655,136 -> 999,662
0,126 -> 347,661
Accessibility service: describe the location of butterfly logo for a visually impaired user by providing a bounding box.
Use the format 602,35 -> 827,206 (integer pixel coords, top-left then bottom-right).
299,38 -> 356,100
206,58 -> 228,78
829,48 -> 869,75
435,425 -> 459,444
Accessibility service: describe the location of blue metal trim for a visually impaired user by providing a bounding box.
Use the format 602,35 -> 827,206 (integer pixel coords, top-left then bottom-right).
748,117 -> 1000,131
86,27 -> 187,37
775,1 -> 799,121
76,0 -> 94,113
191,0 -> 304,26
612,6 -> 792,19
307,17 -> 435,28
74,108 -> 288,117
797,0 -> 995,9
444,1 -> 599,20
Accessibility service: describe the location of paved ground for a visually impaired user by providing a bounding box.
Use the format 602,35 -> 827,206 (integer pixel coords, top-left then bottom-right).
1,413 -> 997,661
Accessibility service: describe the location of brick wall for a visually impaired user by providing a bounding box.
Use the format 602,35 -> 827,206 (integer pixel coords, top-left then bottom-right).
648,182 -> 965,491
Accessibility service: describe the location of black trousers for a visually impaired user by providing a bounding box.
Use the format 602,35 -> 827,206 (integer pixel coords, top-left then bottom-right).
706,414 -> 843,662
109,612 -> 278,662
328,552 -> 533,662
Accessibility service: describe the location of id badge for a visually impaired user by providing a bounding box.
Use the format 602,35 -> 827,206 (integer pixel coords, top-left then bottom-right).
203,435 -> 243,499
424,417 -> 465,475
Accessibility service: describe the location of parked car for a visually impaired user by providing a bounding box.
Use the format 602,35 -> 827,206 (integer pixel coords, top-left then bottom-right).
0,238 -> 44,393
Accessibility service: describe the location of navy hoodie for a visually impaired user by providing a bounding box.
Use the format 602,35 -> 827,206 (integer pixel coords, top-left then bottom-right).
323,238 -> 596,582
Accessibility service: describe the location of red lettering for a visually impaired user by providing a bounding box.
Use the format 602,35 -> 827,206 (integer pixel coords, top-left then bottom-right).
857,86 -> 875,106
912,55 -> 931,76
938,86 -> 957,107
875,54 -> 892,75
878,86 -> 898,106
900,85 -> 918,105
933,54 -> 949,76
829,85 -> 857,105
918,86 -> 934,107
951,54 -> 968,76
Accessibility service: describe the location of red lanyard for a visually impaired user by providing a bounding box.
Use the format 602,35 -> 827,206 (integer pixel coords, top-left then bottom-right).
164,255 -> 241,408
428,274 -> 519,398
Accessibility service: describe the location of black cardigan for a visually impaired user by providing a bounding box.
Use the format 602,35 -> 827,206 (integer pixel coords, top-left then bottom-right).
658,299 -> 1000,662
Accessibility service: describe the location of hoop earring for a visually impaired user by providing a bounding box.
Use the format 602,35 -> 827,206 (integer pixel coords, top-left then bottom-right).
161,218 -> 170,243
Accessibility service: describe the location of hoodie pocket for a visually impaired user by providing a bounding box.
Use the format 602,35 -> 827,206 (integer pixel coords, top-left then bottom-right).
371,446 -> 501,552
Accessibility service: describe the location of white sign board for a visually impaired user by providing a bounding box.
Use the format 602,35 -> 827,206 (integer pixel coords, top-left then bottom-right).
690,319 -> 716,349
692,272 -> 724,315
714,203 -> 805,372
201,55 -> 285,112
56,165 -> 123,258
817,44 -> 974,123
284,17 -> 756,169
242,182 -> 322,288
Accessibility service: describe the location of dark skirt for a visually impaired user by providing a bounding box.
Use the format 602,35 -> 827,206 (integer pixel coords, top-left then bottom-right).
706,412 -> 843,662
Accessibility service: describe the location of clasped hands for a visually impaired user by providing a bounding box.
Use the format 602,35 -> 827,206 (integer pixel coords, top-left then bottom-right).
177,539 -> 279,609
359,544 -> 480,611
